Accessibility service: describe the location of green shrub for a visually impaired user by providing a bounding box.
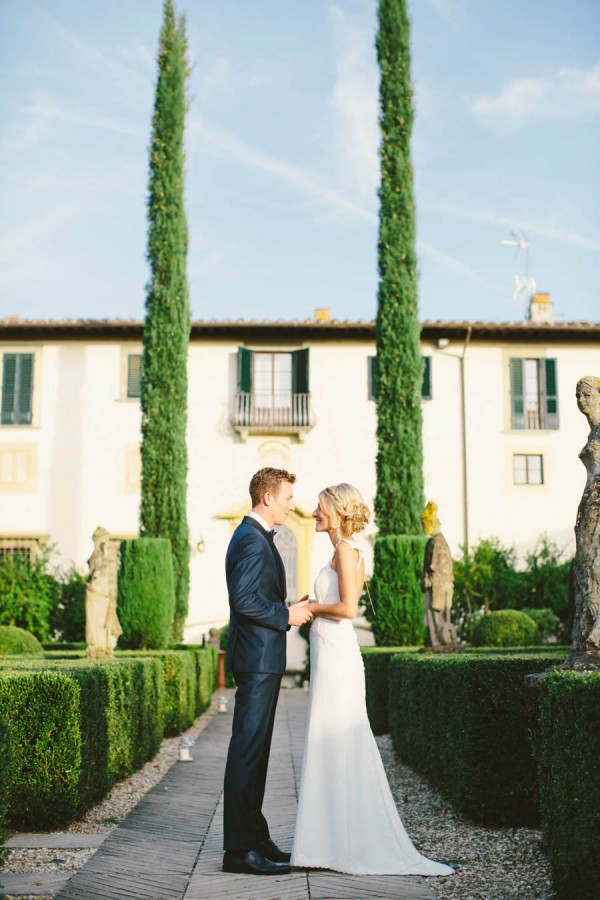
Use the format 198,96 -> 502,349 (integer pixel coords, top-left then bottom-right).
520,607 -> 560,643
0,706 -> 10,865
458,610 -> 484,643
388,652 -> 561,826
0,656 -> 165,823
175,644 -> 218,714
472,609 -> 538,647
0,670 -> 82,828
42,642 -> 87,652
538,671 -> 600,900
117,538 -> 176,649
0,550 -> 56,641
369,536 -> 426,646
0,625 -> 43,655
117,650 -> 196,735
520,537 -> 572,619
49,565 -> 87,642
362,647 -> 417,734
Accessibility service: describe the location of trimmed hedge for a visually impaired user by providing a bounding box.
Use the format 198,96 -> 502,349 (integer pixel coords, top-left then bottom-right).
370,535 -> 426,646
362,647 -> 416,735
0,646 -> 216,828
0,625 -> 43,655
117,650 -> 197,735
0,656 -> 165,821
538,671 -> 600,900
0,670 -> 82,828
117,538 -> 176,649
472,609 -> 538,647
0,705 -> 10,865
388,652 -> 561,826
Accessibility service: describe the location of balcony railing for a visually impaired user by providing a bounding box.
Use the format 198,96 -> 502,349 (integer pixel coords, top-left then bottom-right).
232,392 -> 315,439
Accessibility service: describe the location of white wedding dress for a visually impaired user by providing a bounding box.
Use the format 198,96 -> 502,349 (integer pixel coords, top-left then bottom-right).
291,539 -> 454,876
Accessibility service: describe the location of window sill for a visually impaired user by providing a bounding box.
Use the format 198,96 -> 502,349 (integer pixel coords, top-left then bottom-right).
233,423 -> 314,443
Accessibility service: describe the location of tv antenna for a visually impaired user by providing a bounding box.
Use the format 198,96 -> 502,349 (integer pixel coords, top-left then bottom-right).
501,230 -> 536,303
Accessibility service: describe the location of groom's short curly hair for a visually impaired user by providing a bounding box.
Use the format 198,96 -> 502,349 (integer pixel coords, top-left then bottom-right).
249,467 -> 296,506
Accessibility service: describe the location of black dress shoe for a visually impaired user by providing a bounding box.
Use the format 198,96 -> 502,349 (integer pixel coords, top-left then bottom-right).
254,838 -> 292,863
222,849 -> 291,875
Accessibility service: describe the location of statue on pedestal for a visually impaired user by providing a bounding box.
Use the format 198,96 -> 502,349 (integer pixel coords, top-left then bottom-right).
85,526 -> 122,659
421,502 -> 459,649
564,377 -> 600,669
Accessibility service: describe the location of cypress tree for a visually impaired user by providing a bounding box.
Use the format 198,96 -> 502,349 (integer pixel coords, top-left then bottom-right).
371,0 -> 426,645
140,0 -> 190,642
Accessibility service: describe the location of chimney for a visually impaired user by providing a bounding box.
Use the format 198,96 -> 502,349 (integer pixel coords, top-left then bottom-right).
314,308 -> 331,322
527,292 -> 554,324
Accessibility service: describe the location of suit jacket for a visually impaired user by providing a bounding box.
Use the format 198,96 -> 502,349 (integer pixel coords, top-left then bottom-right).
225,516 -> 290,674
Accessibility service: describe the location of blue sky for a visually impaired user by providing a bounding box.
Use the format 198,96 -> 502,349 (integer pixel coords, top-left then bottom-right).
0,0 -> 598,324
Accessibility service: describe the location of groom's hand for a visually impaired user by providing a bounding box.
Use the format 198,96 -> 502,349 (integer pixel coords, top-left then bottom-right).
288,599 -> 313,627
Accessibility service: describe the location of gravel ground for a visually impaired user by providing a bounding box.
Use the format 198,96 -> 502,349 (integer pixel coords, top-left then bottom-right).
376,734 -> 556,900
1,699 -> 220,900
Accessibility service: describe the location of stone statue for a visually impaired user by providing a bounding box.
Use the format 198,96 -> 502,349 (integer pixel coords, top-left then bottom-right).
421,502 -> 459,648
565,377 -> 600,669
85,526 -> 122,659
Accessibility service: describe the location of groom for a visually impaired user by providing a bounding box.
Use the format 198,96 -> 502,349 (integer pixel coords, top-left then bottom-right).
222,467 -> 313,876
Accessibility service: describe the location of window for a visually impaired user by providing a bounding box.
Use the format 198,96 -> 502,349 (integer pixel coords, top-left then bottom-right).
127,354 -> 143,398
0,538 -> 43,562
513,454 -> 544,485
1,353 -> 34,425
509,358 -> 558,430
368,355 -> 432,401
233,348 -> 313,434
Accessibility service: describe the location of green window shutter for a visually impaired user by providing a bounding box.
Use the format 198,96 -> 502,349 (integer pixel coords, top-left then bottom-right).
368,356 -> 378,401
291,348 -> 309,394
421,356 -> 432,400
1,354 -> 33,426
509,358 -> 525,429
1,354 -> 17,425
127,354 -> 143,398
542,358 -> 559,429
237,347 -> 253,393
16,354 -> 34,424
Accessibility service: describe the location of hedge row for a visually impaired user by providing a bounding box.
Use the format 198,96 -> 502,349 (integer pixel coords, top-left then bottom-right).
387,652 -> 561,826
0,646 -> 217,829
361,645 -> 566,737
538,671 -> 600,900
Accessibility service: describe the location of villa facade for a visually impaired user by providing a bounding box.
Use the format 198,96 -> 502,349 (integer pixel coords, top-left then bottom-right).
1,301 -> 598,652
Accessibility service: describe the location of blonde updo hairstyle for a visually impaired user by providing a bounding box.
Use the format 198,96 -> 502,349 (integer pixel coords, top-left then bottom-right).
318,483 -> 370,538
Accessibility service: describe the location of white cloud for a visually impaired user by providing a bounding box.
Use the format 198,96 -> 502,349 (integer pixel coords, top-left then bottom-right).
190,115 -> 378,224
423,199 -> 600,253
418,241 -> 506,295
472,61 -> 600,132
329,5 -> 379,202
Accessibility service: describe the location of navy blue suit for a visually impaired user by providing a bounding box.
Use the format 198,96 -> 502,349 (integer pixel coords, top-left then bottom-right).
223,516 -> 290,852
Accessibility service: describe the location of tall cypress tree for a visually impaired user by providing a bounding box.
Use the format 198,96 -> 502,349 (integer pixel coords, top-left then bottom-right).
371,0 -> 426,646
140,0 -> 190,642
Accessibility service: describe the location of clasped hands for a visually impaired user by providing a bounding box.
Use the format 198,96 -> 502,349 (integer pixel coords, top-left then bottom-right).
288,594 -> 315,627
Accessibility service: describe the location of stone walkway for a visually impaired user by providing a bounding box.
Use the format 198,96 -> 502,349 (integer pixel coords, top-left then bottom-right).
45,690 -> 435,900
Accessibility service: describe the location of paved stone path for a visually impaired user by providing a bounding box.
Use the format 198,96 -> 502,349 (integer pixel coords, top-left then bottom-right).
48,690 -> 435,900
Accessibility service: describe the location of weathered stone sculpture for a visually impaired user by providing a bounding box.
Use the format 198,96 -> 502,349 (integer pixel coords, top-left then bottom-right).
421,502 -> 459,648
564,377 -> 600,669
85,526 -> 122,659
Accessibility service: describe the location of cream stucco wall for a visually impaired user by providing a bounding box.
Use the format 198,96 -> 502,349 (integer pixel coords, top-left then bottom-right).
1,332 -> 596,644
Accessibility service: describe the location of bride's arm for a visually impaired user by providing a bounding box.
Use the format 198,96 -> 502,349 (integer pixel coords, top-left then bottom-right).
310,542 -> 361,620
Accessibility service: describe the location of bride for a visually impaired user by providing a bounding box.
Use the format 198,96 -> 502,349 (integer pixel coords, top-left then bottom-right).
291,483 -> 454,877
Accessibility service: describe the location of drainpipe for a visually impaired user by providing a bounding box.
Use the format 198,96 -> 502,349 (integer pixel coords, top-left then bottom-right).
459,325 -> 472,550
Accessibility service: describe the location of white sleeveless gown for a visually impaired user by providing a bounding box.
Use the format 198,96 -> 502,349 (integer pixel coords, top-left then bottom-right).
291,539 -> 454,876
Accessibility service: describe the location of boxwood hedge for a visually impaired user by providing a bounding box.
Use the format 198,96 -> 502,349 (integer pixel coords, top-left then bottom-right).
538,670 -> 600,900
388,651 -> 562,826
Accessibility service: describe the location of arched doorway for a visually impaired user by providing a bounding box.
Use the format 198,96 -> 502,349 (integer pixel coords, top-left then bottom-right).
273,526 -> 297,602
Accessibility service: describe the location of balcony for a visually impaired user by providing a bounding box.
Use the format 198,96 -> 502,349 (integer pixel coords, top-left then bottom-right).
232,392 -> 315,441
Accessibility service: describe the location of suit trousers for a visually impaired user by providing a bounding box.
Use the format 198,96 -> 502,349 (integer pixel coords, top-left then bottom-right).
223,671 -> 282,852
